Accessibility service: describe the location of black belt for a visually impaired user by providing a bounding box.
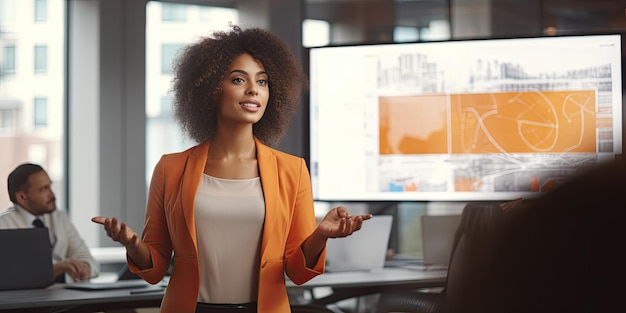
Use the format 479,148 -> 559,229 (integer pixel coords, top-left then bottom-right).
195,302 -> 257,313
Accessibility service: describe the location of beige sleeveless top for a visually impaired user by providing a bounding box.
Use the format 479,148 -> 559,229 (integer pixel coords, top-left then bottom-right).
194,174 -> 265,303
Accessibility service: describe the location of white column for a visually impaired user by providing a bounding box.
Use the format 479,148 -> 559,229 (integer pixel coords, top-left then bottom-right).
68,0 -> 146,247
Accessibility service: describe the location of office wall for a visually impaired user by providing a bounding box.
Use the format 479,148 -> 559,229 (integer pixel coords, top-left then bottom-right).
67,0 -> 624,248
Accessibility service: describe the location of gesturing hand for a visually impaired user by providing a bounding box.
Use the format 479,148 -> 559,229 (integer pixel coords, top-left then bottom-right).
317,206 -> 372,239
91,216 -> 140,248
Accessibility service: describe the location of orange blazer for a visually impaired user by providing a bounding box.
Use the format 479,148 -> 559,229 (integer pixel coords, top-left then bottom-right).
128,138 -> 326,313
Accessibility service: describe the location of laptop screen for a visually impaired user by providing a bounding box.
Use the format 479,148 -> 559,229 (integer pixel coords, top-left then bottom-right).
0,228 -> 55,290
324,215 -> 393,272
421,214 -> 461,266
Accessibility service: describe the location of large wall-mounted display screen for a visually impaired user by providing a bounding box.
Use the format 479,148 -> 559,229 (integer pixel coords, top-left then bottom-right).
309,34 -> 622,201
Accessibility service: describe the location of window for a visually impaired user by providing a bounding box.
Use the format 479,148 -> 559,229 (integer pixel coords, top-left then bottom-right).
34,0 -> 47,22
34,45 -> 47,74
2,45 -> 16,75
161,2 -> 186,22
420,20 -> 450,41
0,0 -> 17,23
160,43 -> 184,75
146,1 -> 238,185
0,108 -> 17,131
198,6 -> 238,23
160,95 -> 172,116
394,26 -> 420,43
0,0 -> 65,210
303,19 -> 329,48
33,97 -> 48,127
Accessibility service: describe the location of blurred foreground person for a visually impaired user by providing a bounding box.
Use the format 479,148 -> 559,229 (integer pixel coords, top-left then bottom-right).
480,157 -> 626,313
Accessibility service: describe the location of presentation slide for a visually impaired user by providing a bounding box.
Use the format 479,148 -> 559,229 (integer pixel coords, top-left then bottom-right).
309,34 -> 622,201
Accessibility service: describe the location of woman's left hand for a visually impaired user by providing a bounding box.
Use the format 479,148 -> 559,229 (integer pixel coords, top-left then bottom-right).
317,206 -> 373,239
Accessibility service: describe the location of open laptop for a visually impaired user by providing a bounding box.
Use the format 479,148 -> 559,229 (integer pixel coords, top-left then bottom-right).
64,279 -> 153,291
64,263 -> 171,291
64,264 -> 152,291
420,214 -> 462,268
324,215 -> 393,272
0,228 -> 55,290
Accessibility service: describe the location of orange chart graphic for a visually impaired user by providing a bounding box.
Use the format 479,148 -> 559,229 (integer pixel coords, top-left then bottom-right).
379,90 -> 597,154
379,94 -> 448,154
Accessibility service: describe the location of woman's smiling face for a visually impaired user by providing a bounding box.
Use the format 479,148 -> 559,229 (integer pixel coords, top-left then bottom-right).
217,53 -> 269,126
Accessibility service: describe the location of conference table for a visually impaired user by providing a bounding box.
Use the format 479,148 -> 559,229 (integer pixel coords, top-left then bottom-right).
0,267 -> 446,312
0,281 -> 164,312
287,267 -> 447,305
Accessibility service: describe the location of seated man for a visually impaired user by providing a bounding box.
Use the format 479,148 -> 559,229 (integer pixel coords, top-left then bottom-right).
0,163 -> 99,282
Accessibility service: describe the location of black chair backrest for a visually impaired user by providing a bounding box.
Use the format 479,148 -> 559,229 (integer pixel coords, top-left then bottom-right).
444,201 -> 504,313
375,201 -> 507,313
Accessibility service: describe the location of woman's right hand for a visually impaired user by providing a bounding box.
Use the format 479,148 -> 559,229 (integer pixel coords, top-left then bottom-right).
91,216 -> 140,248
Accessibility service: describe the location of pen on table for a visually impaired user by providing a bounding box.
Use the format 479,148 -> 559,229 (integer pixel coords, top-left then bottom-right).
130,287 -> 165,294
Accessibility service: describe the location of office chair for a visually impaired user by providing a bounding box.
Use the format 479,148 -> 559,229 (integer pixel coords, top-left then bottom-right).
376,201 -> 506,313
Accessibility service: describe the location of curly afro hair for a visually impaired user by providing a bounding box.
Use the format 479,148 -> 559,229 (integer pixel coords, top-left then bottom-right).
170,25 -> 307,146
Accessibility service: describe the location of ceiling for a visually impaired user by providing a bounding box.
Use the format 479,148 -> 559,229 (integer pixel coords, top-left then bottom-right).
171,0 -> 626,41
304,0 -> 626,35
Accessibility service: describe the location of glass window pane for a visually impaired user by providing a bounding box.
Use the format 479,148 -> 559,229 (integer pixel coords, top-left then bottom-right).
33,97 -> 48,127
0,0 -> 65,210
0,0 -> 18,23
146,1 -> 238,185
0,109 -> 17,131
160,95 -> 172,116
303,19 -> 329,48
35,0 -> 48,22
34,45 -> 48,74
161,2 -> 187,22
2,45 -> 16,75
420,20 -> 451,41
394,26 -> 420,43
198,6 -> 238,24
160,43 -> 184,75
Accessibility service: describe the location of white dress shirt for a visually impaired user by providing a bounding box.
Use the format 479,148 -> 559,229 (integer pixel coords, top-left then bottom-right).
0,204 -> 99,280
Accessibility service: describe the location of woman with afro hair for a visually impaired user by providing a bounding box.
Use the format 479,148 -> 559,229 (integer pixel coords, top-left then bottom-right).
92,25 -> 372,313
